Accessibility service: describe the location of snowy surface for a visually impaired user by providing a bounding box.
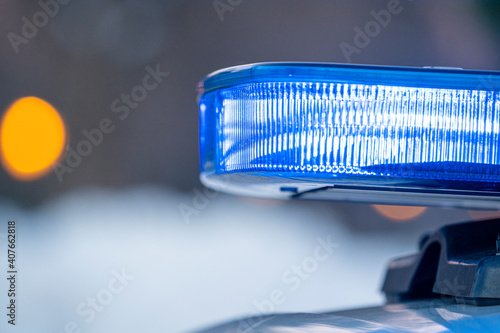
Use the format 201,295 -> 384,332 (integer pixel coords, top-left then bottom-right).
0,186 -> 419,332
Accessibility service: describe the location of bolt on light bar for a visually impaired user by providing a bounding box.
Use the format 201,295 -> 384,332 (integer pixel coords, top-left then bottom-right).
198,63 -> 500,209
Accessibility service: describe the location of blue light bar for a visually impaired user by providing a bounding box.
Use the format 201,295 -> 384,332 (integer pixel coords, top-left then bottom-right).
198,63 -> 500,208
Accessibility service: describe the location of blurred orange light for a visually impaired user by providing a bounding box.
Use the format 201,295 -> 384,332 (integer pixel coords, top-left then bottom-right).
467,210 -> 500,222
372,205 -> 427,222
1,97 -> 66,181
241,197 -> 285,208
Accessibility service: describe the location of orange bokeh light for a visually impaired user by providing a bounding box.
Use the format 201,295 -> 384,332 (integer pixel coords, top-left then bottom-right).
372,204 -> 427,222
467,210 -> 500,222
1,97 -> 66,181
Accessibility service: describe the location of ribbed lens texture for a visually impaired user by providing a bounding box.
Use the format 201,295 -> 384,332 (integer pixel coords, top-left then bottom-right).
213,82 -> 500,181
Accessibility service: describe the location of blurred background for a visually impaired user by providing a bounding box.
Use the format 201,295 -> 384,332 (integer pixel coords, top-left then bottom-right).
0,0 -> 500,332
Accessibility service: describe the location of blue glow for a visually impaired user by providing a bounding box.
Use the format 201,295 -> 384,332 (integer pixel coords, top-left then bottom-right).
203,81 -> 500,180
198,63 -> 500,204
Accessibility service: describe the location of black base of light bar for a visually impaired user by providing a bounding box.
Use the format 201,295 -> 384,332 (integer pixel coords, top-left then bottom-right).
382,218 -> 500,306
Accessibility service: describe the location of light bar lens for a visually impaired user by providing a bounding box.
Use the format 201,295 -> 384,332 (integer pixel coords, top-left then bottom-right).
204,82 -> 500,180
198,63 -> 500,207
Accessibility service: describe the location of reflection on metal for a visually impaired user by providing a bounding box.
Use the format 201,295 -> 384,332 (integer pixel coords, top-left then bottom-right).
197,299 -> 500,332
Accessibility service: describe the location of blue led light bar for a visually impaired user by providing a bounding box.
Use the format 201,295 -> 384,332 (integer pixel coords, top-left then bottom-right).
198,63 -> 500,208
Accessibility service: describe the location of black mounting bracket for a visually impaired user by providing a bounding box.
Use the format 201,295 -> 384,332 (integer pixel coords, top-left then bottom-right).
382,218 -> 500,306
